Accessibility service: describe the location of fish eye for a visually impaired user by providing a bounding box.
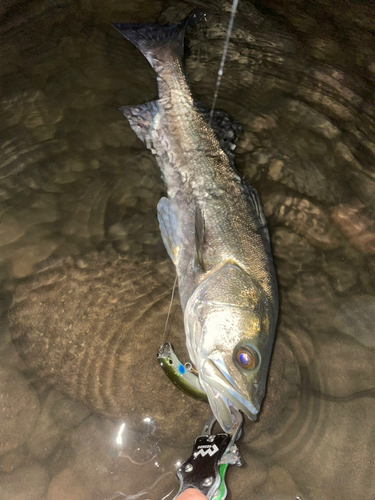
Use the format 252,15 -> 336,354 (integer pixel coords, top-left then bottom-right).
234,346 -> 259,370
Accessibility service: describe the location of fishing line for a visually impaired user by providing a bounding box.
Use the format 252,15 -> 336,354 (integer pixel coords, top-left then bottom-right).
209,0 -> 239,125
162,273 -> 178,343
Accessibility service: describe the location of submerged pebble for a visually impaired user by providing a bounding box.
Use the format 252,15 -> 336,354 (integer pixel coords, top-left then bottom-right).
0,366 -> 40,455
47,468 -> 92,500
27,390 -> 89,461
0,446 -> 27,474
334,295 -> 375,348
0,464 -> 49,500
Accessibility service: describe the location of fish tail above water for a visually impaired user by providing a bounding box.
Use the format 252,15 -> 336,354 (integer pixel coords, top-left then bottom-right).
111,10 -> 204,71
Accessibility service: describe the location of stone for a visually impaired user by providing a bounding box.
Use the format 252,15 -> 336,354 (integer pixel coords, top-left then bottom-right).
333,295 -> 375,348
0,326 -> 25,371
27,390 -> 89,460
244,335 -> 299,443
258,465 -> 300,496
9,252 -> 210,442
47,468 -> 91,500
286,272 -> 338,331
331,200 -> 375,255
274,195 -> 342,249
11,240 -> 60,279
0,366 -> 40,455
322,259 -> 358,293
61,178 -> 110,248
0,446 -> 27,474
0,464 -> 49,500
271,228 -> 317,287
287,397 -> 375,500
230,454 -> 268,497
309,330 -> 375,398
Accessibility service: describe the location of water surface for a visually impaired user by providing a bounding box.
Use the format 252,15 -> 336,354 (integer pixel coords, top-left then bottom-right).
1,1 -> 375,499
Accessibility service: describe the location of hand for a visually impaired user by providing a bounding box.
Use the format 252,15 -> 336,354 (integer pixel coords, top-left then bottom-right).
175,489 -> 208,500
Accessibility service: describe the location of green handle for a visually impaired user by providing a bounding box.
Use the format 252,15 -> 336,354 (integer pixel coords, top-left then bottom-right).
212,464 -> 229,500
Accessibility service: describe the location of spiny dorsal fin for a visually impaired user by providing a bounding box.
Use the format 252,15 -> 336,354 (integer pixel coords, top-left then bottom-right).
243,181 -> 270,244
120,100 -> 158,150
195,205 -> 206,271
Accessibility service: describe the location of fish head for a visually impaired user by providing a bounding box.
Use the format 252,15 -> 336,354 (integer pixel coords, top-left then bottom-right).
185,262 -> 277,432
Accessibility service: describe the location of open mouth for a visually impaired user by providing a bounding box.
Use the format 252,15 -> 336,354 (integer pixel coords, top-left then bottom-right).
200,353 -> 259,429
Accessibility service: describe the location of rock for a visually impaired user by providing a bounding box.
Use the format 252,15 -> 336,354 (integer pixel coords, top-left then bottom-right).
309,330 -> 375,398
333,295 -> 375,348
264,191 -> 342,250
108,213 -> 162,255
230,455 -> 268,497
0,213 -> 28,247
272,228 -> 317,265
284,99 -> 341,140
60,178 -> 110,248
258,465 -> 300,496
287,272 -> 338,331
0,325 -> 25,371
0,464 -> 49,500
9,252 -> 210,442
271,228 -> 317,287
322,259 -> 358,293
262,100 -> 349,205
11,239 -> 60,279
0,366 -> 40,455
331,200 -> 375,255
27,390 -> 89,460
286,397 -> 375,500
0,446 -> 27,473
47,468 -> 91,500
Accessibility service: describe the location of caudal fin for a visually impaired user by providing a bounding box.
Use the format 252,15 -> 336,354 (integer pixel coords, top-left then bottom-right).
112,10 -> 204,71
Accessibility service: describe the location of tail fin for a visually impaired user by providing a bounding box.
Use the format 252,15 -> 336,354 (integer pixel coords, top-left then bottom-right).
112,10 -> 204,71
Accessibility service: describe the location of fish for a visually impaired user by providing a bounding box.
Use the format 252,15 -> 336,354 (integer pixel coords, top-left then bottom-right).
112,11 -> 279,432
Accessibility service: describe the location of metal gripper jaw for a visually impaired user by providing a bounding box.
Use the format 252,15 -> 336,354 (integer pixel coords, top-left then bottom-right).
174,410 -> 243,500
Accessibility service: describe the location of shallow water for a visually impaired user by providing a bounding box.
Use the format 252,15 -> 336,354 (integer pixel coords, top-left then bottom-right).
1,0 -> 375,499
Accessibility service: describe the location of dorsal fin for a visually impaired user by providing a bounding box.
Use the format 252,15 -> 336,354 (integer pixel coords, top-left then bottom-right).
120,100 -> 158,150
242,181 -> 270,244
195,205 -> 206,271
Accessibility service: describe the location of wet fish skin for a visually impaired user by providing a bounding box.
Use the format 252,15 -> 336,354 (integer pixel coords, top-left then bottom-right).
112,12 -> 279,432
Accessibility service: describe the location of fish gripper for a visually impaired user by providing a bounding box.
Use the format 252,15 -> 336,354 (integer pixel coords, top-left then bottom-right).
174,410 -> 243,500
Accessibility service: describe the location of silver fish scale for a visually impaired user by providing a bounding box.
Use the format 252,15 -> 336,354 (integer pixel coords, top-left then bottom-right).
155,107 -> 275,311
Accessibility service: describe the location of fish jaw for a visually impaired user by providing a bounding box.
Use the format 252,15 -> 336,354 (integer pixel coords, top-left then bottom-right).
199,358 -> 259,432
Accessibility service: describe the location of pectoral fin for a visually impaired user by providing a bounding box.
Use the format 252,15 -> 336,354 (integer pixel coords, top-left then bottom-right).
157,197 -> 180,264
120,100 -> 158,150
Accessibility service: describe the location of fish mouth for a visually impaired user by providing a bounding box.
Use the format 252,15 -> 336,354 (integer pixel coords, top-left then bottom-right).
200,352 -> 259,431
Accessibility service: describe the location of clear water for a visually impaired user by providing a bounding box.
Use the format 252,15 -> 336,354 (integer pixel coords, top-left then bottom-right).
0,1 -> 375,499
